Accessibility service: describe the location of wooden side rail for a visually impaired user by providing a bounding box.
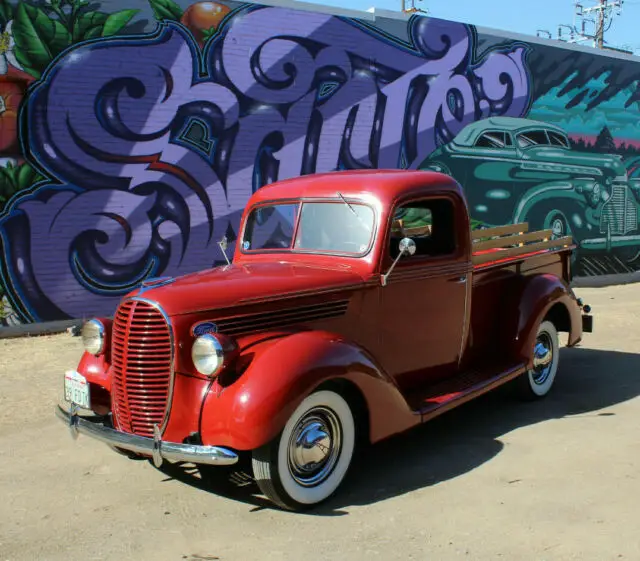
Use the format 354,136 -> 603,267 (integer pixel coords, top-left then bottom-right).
471,222 -> 528,241
472,235 -> 574,266
473,229 -> 553,252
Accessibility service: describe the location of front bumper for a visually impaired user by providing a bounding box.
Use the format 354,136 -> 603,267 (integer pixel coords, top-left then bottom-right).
55,404 -> 238,467
579,234 -> 640,251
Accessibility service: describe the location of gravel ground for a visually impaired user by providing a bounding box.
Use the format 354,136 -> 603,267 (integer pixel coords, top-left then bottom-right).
0,284 -> 639,561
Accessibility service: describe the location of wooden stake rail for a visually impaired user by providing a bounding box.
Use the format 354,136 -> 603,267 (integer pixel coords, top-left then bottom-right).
471,222 -> 530,240
471,222 -> 573,266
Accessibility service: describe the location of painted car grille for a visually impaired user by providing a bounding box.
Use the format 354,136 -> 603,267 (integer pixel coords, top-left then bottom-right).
111,299 -> 173,437
600,184 -> 638,235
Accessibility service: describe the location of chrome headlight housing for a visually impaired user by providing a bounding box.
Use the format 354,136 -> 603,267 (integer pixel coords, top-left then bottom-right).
82,319 -> 105,356
575,179 -> 604,208
191,334 -> 225,377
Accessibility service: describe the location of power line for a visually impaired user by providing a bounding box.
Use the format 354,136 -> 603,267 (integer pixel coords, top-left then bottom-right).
401,0 -> 427,14
552,0 -> 626,50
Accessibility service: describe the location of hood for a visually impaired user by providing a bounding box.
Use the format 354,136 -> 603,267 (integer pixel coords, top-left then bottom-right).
129,261 -> 365,316
522,147 -> 627,176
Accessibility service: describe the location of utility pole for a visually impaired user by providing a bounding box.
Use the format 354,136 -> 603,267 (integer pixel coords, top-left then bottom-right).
556,0 -> 624,49
402,0 -> 427,13
595,0 -> 606,48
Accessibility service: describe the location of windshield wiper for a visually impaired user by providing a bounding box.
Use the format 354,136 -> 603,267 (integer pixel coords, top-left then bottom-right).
337,192 -> 371,232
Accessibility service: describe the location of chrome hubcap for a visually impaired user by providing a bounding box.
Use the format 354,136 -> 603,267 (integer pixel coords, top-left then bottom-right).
287,406 -> 342,487
532,332 -> 554,385
551,218 -> 565,238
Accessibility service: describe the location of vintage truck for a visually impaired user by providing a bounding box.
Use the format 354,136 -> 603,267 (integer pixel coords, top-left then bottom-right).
57,169 -> 593,511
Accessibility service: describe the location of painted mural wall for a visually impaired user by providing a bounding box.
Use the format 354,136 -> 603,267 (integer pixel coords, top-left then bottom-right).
1,0 -> 640,327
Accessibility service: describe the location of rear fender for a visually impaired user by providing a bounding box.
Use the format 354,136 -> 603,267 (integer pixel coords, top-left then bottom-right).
513,274 -> 582,368
199,330 -> 418,451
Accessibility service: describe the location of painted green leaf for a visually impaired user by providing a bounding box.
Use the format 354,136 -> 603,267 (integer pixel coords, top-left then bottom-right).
17,163 -> 40,189
0,2 -> 13,28
202,26 -> 218,42
102,9 -> 139,37
73,12 -> 108,43
0,167 -> 17,199
148,0 -> 184,22
12,3 -> 71,77
84,26 -> 103,40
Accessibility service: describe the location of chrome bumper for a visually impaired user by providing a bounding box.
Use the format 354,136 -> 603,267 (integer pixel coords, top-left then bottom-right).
55,404 -> 238,467
579,234 -> 640,251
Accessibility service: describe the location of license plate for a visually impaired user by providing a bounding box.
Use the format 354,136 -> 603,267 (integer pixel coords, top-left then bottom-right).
64,370 -> 91,409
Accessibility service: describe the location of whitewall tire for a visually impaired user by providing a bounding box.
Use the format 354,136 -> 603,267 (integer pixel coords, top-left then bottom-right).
518,320 -> 560,399
252,389 -> 356,510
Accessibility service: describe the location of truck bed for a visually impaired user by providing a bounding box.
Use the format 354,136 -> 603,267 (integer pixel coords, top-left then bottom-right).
471,222 -> 574,276
405,224 -> 575,416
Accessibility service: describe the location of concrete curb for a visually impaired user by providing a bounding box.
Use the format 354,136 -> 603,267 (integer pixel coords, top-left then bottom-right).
0,319 -> 83,340
571,271 -> 640,288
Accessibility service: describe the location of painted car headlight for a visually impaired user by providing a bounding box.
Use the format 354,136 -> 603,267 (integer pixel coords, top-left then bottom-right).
191,334 -> 225,377
82,319 -> 105,356
576,180 -> 603,208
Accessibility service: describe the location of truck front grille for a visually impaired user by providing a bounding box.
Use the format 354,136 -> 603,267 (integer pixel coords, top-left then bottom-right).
600,184 -> 638,235
111,299 -> 173,437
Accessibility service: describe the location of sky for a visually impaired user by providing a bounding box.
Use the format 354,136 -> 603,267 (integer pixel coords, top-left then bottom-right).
298,0 -> 640,55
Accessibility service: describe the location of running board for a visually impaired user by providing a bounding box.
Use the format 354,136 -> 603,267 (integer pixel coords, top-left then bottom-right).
411,363 -> 527,422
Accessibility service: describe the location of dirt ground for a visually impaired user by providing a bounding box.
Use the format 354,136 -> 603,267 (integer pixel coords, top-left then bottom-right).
0,285 -> 639,561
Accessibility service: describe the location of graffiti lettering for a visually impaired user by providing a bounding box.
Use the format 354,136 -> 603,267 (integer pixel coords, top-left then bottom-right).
0,6 -> 531,321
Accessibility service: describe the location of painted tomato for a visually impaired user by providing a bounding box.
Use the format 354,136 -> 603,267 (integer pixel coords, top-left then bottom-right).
180,1 -> 231,47
0,79 -> 24,154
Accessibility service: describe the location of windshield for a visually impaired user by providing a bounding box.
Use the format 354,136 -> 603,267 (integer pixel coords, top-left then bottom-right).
242,201 -> 375,255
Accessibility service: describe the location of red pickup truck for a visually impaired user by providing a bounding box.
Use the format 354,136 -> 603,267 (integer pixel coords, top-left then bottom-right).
57,169 -> 593,511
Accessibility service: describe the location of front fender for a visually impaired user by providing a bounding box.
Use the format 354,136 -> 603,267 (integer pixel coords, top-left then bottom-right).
76,351 -> 111,392
512,182 -> 587,225
512,274 -> 581,368
199,331 -> 418,451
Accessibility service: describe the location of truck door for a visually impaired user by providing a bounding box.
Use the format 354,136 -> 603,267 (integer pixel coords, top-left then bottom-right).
377,195 -> 470,392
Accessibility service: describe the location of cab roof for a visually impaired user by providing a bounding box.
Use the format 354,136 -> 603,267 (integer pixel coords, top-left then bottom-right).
248,169 -> 464,207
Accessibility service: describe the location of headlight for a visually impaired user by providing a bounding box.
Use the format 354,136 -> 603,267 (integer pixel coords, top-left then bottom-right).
82,319 -> 105,355
591,183 -> 601,206
191,334 -> 225,377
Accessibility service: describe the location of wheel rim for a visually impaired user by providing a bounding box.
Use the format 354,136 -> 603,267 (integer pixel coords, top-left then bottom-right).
287,406 -> 342,488
550,217 -> 565,238
532,332 -> 554,385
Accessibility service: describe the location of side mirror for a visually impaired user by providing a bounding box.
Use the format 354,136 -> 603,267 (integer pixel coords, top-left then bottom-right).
398,237 -> 416,256
381,237 -> 416,287
217,235 -> 231,266
219,235 -> 228,252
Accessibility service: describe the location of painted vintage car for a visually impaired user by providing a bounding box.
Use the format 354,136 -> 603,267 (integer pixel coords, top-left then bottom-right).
57,170 -> 593,511
419,117 -> 640,257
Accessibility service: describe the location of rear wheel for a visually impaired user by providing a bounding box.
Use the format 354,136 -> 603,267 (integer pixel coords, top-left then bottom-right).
251,389 -> 356,511
517,320 -> 560,400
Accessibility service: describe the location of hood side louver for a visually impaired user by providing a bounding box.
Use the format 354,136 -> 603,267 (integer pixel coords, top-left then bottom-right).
216,299 -> 350,336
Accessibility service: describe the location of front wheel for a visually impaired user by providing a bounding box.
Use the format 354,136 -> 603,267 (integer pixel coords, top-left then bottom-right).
516,320 -> 560,400
251,390 -> 356,511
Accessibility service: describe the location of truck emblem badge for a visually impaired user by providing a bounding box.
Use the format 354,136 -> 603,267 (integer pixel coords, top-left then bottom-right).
192,322 -> 219,337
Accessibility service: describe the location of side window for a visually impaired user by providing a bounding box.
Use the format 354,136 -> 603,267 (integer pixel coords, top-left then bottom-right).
516,130 -> 550,148
548,131 -> 570,148
474,131 -> 510,149
389,198 -> 456,259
